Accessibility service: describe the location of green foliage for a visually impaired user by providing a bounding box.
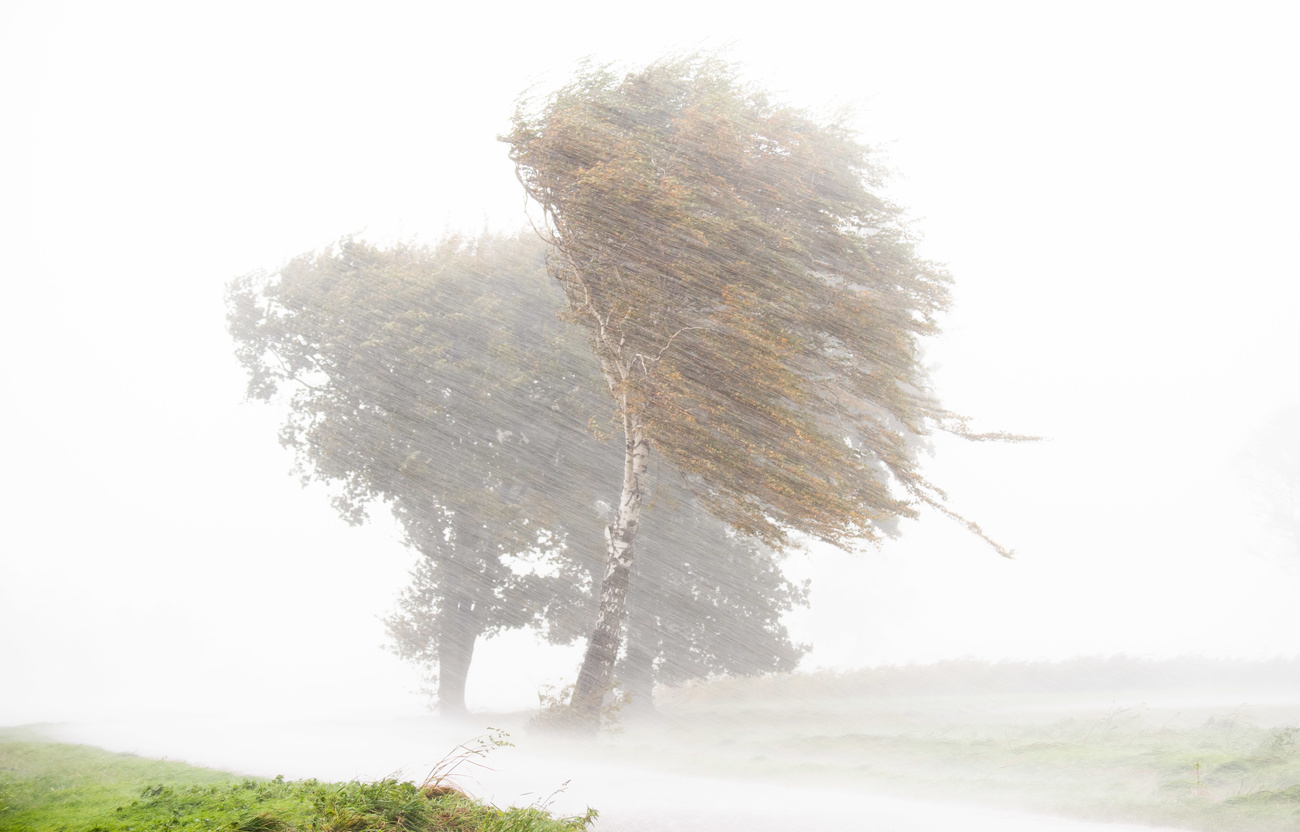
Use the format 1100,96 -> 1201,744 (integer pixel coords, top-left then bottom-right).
227,232 -> 809,710
506,54 -> 1009,552
228,232 -> 598,711
0,735 -> 594,832
228,231 -> 587,625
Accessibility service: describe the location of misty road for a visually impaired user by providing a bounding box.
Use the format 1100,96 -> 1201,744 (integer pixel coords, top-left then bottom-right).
44,717 -> 1191,832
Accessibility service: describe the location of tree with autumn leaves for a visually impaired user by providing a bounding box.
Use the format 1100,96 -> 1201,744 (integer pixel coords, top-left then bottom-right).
506,55 -> 1027,724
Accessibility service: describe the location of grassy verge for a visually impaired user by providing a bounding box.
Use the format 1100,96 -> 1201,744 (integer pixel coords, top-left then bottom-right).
0,728 -> 594,832
595,660 -> 1300,832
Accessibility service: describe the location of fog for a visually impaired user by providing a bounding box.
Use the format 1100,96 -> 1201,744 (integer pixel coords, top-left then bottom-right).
3,2 -> 1299,830
33,711 -> 1200,832
32,660 -> 1300,830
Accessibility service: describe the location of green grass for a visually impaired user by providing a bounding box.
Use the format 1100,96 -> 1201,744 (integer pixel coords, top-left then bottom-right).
579,660 -> 1300,831
0,728 -> 594,832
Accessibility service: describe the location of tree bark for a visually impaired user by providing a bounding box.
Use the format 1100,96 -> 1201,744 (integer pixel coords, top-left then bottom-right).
437,593 -> 478,718
437,514 -> 485,719
571,413 -> 650,725
620,581 -> 658,716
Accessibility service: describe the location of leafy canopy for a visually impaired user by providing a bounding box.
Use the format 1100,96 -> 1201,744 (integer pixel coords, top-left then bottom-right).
507,55 -> 1010,553
227,234 -> 604,637
228,232 -> 809,688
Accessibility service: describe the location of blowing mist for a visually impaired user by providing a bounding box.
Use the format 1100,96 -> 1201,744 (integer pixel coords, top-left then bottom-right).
4,6 -> 1300,832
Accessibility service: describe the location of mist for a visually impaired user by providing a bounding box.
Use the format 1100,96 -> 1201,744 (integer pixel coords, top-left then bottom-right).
3,2 -> 1299,830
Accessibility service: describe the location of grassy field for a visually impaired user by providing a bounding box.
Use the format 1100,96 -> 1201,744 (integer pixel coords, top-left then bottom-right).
8,658 -> 1299,831
576,658 -> 1300,832
0,726 -> 594,832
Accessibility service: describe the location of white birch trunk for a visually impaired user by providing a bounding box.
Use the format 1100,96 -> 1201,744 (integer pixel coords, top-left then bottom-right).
571,404 -> 649,725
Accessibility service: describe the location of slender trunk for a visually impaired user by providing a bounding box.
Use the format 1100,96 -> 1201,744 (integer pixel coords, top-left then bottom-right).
437,512 -> 485,718
571,411 -> 649,724
437,594 -> 478,717
620,577 -> 657,716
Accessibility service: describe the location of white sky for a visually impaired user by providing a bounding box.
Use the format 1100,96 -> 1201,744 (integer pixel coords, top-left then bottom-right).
2,0 -> 1298,726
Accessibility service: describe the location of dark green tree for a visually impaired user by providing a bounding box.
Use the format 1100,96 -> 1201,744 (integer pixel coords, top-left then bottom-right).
506,55 -> 1028,723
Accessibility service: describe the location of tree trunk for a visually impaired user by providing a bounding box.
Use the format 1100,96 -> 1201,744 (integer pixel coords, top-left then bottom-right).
620,580 -> 658,716
571,413 -> 650,725
437,593 -> 478,718
437,515 -> 485,719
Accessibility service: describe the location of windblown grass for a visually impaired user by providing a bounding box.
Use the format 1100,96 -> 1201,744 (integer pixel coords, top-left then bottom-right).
593,657 -> 1300,832
0,727 -> 594,832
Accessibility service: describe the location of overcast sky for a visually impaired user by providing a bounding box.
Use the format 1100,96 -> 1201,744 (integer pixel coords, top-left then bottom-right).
2,1 -> 1298,726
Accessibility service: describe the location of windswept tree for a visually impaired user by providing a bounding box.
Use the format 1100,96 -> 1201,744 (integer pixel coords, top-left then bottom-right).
506,55 -> 1027,723
228,232 -> 807,714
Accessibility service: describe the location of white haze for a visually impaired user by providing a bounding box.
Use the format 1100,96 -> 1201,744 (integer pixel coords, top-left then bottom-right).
36,715 -> 1197,832
3,8 -> 1299,827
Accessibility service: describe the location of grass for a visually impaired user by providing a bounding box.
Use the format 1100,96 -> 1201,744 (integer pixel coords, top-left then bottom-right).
573,658 -> 1300,832
746,705 -> 1300,830
9,658 -> 1299,830
0,727 -> 595,832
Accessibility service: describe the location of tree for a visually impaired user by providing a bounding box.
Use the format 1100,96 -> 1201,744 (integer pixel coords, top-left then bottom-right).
531,459 -> 808,713
227,231 -> 808,714
387,459 -> 808,715
615,471 -> 808,711
506,55 -> 1024,724
227,233 -> 600,714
